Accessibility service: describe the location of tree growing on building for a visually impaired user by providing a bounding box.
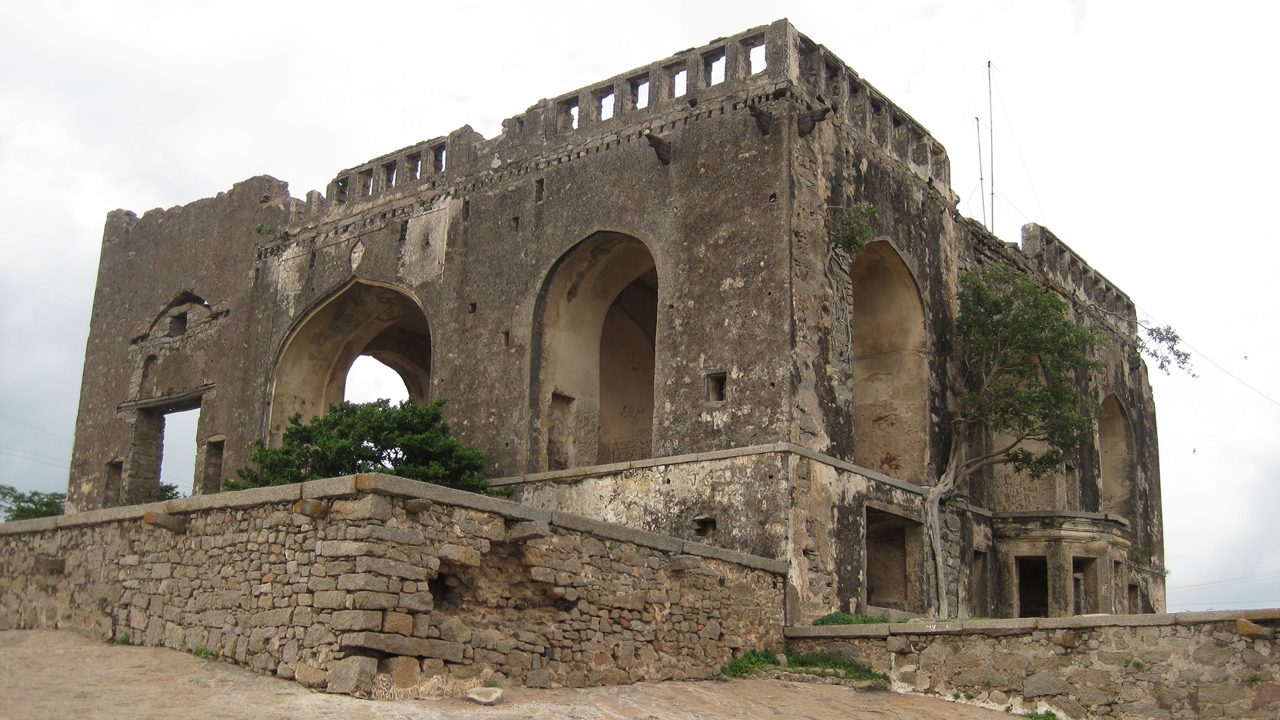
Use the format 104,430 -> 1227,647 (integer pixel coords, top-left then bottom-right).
228,399 -> 488,493
925,263 -> 1099,618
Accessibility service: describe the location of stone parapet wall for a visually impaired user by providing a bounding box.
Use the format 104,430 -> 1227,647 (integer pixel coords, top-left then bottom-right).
0,474 -> 786,696
786,610 -> 1280,719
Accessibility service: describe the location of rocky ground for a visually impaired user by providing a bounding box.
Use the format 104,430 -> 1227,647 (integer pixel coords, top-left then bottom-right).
0,630 -> 1010,719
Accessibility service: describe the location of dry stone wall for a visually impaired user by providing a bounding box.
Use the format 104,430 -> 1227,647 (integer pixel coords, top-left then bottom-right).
0,474 -> 786,696
787,611 -> 1280,719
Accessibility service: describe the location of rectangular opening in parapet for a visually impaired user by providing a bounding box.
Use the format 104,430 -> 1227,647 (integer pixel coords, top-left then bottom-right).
433,145 -> 447,173
597,90 -> 615,121
747,41 -> 767,74
1072,557 -> 1099,615
704,49 -> 726,86
359,169 -> 374,197
706,372 -> 727,402
535,178 -> 544,203
334,177 -> 349,204
383,161 -> 397,189
669,66 -> 687,98
158,405 -> 200,499
407,153 -> 422,181
559,98 -> 579,131
1016,556 -> 1049,618
104,459 -> 123,506
630,76 -> 650,109
970,550 -> 990,617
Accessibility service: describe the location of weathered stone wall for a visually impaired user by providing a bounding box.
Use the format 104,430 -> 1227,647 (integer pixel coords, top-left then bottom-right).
0,474 -> 785,696
787,611 -> 1280,719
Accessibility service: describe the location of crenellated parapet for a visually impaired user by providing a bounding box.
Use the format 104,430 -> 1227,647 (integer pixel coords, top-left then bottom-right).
288,19 -> 951,231
1020,224 -> 1137,333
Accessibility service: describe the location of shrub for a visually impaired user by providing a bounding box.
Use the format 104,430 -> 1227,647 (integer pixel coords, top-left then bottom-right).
227,399 -> 487,493
721,649 -> 780,677
0,484 -> 64,521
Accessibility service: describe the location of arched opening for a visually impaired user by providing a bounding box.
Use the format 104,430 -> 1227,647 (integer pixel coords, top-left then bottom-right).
1099,394 -> 1135,518
533,232 -> 658,470
344,355 -> 411,404
849,242 -> 928,482
269,281 -> 430,442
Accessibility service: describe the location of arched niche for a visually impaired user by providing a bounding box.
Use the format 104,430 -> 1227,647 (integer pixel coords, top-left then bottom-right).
849,242 -> 929,482
269,280 -> 431,442
1099,394 -> 1135,518
532,232 -> 658,470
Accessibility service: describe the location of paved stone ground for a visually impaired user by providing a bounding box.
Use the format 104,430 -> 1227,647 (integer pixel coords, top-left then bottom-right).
0,630 -> 1009,719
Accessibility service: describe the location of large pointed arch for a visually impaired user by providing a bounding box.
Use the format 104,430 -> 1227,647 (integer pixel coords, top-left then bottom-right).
268,280 -> 432,442
530,232 -> 658,471
1099,394 -> 1136,518
849,241 -> 929,482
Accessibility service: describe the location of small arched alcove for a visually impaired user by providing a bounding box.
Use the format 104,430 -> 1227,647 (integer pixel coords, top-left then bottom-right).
849,242 -> 929,482
532,232 -> 658,470
1098,394 -> 1136,518
269,280 -> 431,442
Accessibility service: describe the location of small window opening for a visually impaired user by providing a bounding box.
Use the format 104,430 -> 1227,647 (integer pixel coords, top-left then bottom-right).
598,90 -> 615,121
631,77 -> 650,109
560,99 -> 580,130
334,177 -> 349,204
461,200 -> 470,220
104,460 -> 123,506
383,161 -> 397,189
406,153 -> 422,180
706,372 -> 727,402
467,302 -> 477,314
359,169 -> 374,196
1016,556 -> 1050,618
747,43 -> 767,74
693,515 -> 716,536
167,312 -> 188,337
671,67 -> 687,98
705,50 -> 726,86
511,216 -> 520,231
501,330 -> 510,348
433,144 -> 447,173
535,178 -> 544,203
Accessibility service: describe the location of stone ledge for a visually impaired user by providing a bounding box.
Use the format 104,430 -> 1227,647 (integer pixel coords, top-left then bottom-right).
680,540 -> 790,575
167,483 -> 300,513
783,609 -> 1280,640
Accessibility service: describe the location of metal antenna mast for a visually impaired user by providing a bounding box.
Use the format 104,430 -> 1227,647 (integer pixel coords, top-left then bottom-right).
987,60 -> 995,234
975,116 -> 987,229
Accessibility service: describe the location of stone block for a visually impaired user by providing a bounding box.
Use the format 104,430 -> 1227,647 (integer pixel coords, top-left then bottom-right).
313,590 -> 348,609
383,611 -> 414,636
438,544 -> 483,566
398,592 -> 434,612
1023,671 -> 1073,698
332,610 -> 382,631
1236,618 -> 1273,639
356,556 -> 429,581
294,662 -> 327,687
424,639 -> 467,663
326,655 -> 377,695
331,494 -> 393,522
340,631 -> 432,656
465,687 -> 504,705
380,656 -> 422,689
143,511 -> 186,534
439,616 -> 473,643
525,668 -> 553,688
351,591 -> 398,610
291,498 -> 329,519
337,573 -> 390,592
506,521 -> 551,542
1050,629 -> 1079,648
316,540 -> 381,558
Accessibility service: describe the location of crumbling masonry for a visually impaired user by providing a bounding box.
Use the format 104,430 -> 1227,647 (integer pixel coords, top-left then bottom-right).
64,19 -> 1164,624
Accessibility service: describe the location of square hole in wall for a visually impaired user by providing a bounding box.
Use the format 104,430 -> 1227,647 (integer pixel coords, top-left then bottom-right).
598,89 -> 615,120
559,98 -> 580,130
747,41 -> 767,74
167,312 -> 188,337
334,177 -> 349,204
706,372 -> 727,402
704,49 -> 726,86
630,75 -> 650,109
693,515 -> 716,536
467,302 -> 477,314
535,178 -> 544,203
383,161 -> 397,189
433,144 -> 447,173
669,65 -> 687,98
406,153 -> 422,181
359,169 -> 374,196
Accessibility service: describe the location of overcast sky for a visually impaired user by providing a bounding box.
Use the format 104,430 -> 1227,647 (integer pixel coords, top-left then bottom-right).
1,1 -> 1276,612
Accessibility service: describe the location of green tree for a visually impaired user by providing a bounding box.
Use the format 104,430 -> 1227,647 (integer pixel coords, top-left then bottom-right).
926,264 -> 1099,618
0,484 -> 66,521
227,399 -> 488,493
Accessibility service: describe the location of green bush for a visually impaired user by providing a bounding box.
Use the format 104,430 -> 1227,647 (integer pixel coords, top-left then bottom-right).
721,649 -> 780,677
811,611 -> 890,626
227,399 -> 487,493
0,484 -> 65,521
784,650 -> 887,682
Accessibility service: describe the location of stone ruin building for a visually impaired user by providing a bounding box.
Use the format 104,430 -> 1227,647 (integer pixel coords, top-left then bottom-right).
65,19 -> 1164,622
